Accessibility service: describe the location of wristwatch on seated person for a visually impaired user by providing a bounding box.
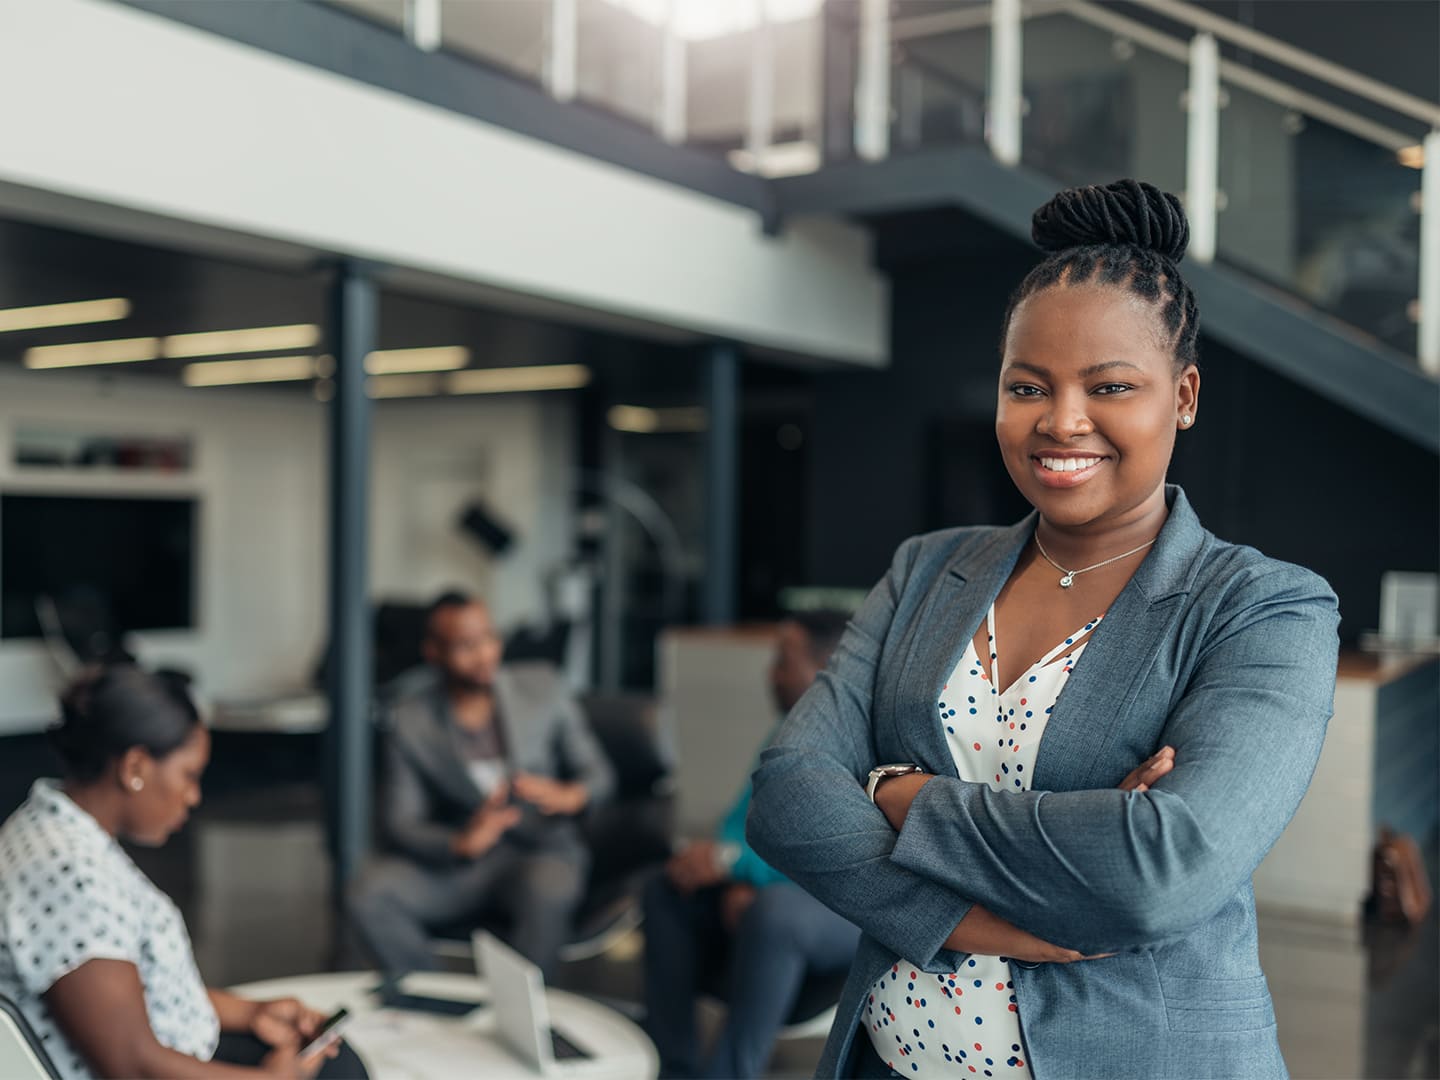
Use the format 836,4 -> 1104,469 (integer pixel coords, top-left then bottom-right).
866,763 -> 925,803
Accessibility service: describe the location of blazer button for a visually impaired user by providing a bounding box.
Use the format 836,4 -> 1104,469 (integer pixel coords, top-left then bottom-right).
1010,959 -> 1041,970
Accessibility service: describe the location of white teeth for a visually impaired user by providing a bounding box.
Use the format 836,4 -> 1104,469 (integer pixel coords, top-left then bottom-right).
1039,457 -> 1101,473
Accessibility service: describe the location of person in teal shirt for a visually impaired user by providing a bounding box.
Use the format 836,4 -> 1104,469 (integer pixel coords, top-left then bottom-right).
643,611 -> 860,1078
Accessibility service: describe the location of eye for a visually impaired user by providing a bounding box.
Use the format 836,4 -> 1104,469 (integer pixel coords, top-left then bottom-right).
1007,383 -> 1045,398
1092,383 -> 1134,395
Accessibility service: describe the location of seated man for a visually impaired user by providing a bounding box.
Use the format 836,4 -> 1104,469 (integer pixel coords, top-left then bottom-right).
643,611 -> 860,1079
347,592 -> 614,979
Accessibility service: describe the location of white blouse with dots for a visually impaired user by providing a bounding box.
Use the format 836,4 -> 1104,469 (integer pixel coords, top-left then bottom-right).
0,779 -> 219,1080
865,605 -> 1102,1079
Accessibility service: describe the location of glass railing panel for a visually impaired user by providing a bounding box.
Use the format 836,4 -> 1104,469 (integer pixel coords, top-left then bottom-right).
575,0 -> 663,129
1217,79 -> 1422,357
890,3 -> 989,155
1019,11 -> 1186,197
441,0 -> 548,83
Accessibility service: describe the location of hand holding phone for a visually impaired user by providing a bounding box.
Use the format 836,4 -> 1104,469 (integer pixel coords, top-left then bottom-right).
298,1007 -> 350,1060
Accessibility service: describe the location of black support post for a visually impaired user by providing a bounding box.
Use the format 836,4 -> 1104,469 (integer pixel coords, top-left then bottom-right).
702,343 -> 739,626
326,260 -> 377,897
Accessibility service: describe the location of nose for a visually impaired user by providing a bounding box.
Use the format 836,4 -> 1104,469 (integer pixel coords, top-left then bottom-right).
1036,391 -> 1093,440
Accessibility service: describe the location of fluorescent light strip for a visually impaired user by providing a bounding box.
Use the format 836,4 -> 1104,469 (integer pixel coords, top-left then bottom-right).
0,298 -> 131,334
163,323 -> 321,359
608,404 -> 708,434
446,365 -> 591,395
368,373 -> 444,399
365,346 -> 470,375
182,355 -> 318,386
24,337 -> 160,369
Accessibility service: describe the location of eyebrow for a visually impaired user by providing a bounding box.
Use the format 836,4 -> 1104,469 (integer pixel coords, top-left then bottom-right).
1004,359 -> 1145,378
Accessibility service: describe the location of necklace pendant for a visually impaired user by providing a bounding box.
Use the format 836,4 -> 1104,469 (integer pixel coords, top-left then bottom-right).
1059,572 -> 1075,588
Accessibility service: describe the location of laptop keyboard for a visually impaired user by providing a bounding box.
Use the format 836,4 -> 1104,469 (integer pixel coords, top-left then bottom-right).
550,1029 -> 590,1061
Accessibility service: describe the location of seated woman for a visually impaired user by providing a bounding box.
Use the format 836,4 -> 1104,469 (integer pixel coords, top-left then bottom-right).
0,664 -> 366,1079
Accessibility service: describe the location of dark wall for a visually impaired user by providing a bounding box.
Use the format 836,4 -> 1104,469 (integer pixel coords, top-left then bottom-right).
804,213 -> 1439,644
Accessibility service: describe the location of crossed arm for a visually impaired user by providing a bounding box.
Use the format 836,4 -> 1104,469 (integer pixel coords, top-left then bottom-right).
746,537 -> 1339,966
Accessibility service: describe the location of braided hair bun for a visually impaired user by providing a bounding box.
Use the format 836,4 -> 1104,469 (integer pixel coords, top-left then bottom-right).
1031,179 -> 1189,263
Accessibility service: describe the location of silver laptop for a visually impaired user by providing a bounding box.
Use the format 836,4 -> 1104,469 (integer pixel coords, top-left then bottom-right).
473,930 -> 594,1074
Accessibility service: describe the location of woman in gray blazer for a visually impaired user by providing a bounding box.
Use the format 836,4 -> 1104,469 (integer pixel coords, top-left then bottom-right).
747,180 -> 1339,1080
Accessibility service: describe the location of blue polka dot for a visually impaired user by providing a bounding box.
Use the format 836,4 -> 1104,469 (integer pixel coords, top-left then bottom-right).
947,726 -> 955,734
1012,1045 -> 1021,1052
1016,764 -> 1024,772
1025,710 -> 1032,717
967,696 -> 975,703
975,1016 -> 984,1025
1065,638 -> 1073,644
969,708 -> 977,714
973,979 -> 982,987
1028,675 -> 1037,683
928,1020 -> 935,1028
967,959 -> 976,967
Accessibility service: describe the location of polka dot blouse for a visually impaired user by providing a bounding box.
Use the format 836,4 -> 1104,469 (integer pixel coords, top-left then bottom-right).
0,780 -> 219,1079
865,605 -> 1101,1079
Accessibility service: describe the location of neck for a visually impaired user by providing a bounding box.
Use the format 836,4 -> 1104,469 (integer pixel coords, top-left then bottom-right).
1033,485 -> 1170,571
60,779 -> 124,839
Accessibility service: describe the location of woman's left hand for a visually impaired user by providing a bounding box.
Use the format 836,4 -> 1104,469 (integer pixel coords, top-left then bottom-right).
250,997 -> 326,1049
874,772 -> 933,831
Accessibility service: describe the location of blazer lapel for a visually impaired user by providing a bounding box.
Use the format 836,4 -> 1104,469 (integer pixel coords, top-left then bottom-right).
1031,486 -> 1210,792
894,515 -> 1037,777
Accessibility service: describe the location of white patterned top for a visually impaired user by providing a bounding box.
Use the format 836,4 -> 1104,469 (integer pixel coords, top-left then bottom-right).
865,605 -> 1101,1079
0,780 -> 219,1079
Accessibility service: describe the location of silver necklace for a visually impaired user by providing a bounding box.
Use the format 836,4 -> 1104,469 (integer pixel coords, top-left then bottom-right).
1033,533 -> 1157,589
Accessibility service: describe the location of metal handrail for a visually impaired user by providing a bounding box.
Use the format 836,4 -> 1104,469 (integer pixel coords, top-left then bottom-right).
1064,0 -> 1419,153
892,0 -> 1428,153
1130,0 -> 1440,130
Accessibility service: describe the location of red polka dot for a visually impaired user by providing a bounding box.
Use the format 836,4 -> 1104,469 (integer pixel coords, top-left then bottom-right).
1009,722 -> 1016,729
973,743 -> 982,751
910,971 -> 917,980
1020,698 -> 1027,705
954,1006 -> 962,1014
1013,745 -> 1020,752
1008,1004 -> 1019,1012
995,983 -> 1005,990
1016,1061 -> 1025,1068
974,1044 -> 983,1051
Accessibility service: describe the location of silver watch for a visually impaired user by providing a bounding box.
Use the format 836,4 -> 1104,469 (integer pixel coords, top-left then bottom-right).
866,763 -> 924,803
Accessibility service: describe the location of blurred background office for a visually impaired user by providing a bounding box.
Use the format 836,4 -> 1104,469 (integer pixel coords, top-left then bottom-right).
0,0 -> 1435,1076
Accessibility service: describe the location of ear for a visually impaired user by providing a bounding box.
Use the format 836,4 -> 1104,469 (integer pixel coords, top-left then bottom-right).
117,747 -> 151,793
1176,364 -> 1200,427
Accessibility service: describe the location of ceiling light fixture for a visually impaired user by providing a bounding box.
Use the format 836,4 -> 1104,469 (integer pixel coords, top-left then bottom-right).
181,354 -> 319,386
447,365 -> 591,395
0,298 -> 132,334
607,404 -> 708,433
24,337 -> 160,369
162,323 -> 321,359
367,373 -> 445,399
365,346 -> 470,375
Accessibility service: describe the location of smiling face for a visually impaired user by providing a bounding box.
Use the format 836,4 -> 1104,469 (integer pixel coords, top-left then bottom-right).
119,725 -> 209,847
997,283 -> 1199,532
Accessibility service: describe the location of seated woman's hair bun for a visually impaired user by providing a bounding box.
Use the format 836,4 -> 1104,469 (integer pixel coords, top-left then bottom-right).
49,663 -> 200,782
1031,179 -> 1189,263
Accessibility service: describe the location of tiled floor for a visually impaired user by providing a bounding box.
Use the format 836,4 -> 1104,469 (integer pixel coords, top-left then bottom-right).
143,785 -> 1438,1080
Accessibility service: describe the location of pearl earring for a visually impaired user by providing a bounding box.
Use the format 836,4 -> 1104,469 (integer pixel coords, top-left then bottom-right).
1181,415 -> 1192,426
129,778 -> 143,791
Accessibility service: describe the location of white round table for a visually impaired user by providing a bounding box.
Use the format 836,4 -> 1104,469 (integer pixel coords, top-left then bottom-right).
228,971 -> 658,1080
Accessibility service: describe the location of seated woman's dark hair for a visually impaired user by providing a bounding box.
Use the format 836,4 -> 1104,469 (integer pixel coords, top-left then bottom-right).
1001,178 -> 1200,370
49,664 -> 201,782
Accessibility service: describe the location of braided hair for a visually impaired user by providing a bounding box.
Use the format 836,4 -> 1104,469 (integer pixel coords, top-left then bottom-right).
1001,179 -> 1201,371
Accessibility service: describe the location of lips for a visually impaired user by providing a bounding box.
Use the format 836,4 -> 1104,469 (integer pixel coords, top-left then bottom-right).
1030,453 -> 1108,488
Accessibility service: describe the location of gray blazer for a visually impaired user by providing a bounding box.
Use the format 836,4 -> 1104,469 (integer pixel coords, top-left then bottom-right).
747,487 -> 1339,1079
381,662 -> 616,865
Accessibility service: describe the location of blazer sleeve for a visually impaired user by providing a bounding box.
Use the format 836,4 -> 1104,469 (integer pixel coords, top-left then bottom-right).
380,726 -> 460,866
889,564 -> 1340,955
747,536 -> 975,971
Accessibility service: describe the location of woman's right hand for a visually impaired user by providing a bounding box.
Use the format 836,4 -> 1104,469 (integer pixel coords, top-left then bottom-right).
944,903 -> 1088,963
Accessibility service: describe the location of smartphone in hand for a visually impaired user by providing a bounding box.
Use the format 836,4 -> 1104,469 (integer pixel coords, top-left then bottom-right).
298,1007 -> 350,1059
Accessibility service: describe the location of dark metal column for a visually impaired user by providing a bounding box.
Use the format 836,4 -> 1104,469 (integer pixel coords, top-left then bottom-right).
326,260 -> 377,895
702,343 -> 739,625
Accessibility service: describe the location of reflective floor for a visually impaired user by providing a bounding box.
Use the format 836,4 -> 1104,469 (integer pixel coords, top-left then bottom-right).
137,783 -> 1438,1080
